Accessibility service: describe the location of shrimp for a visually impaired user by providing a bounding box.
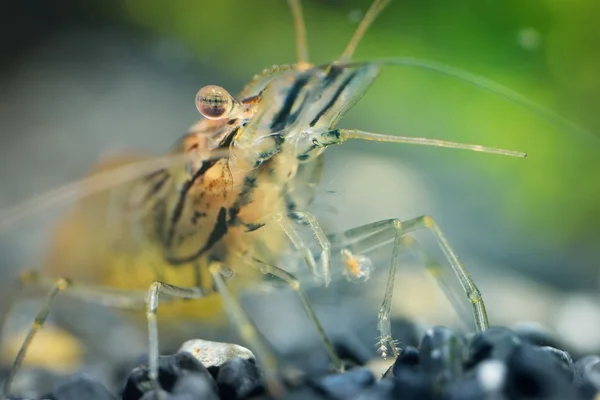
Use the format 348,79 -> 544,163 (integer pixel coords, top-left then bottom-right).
11,0 -> 596,398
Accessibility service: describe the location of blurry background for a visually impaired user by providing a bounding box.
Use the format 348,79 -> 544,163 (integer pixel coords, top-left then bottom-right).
1,0 -> 600,394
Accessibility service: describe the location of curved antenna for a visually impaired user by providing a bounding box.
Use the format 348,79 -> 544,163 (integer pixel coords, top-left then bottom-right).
0,149 -> 231,234
286,0 -> 310,67
379,58 -> 596,142
340,0 -> 392,62
335,57 -> 596,143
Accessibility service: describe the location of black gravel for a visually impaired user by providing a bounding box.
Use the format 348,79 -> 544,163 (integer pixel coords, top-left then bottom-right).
5,325 -> 600,400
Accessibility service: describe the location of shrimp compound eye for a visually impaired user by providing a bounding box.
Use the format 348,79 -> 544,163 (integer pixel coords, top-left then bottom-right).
196,85 -> 237,120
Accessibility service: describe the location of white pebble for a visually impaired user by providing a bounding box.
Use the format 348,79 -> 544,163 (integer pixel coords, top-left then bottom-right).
179,339 -> 255,368
477,360 -> 506,392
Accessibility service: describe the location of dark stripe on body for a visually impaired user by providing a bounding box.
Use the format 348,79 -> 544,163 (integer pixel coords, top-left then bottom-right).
309,71 -> 358,127
220,126 -> 239,147
166,207 -> 228,265
286,66 -> 342,127
142,170 -> 170,203
270,74 -> 311,132
322,65 -> 343,89
162,125 -> 271,266
164,159 -> 218,247
165,166 -> 263,266
228,173 -> 259,226
129,169 -> 170,209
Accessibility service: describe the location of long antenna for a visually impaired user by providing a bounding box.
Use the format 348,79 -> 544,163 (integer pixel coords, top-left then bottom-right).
287,0 -> 310,68
340,0 -> 392,62
376,58 -> 597,142
0,150 -> 231,233
341,129 -> 527,157
332,58 -> 596,143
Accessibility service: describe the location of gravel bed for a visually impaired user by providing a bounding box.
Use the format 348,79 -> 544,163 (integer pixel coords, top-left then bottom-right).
4,325 -> 600,400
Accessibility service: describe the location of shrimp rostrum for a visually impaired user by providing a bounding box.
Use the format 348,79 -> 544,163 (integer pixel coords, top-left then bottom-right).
5,0 -> 567,398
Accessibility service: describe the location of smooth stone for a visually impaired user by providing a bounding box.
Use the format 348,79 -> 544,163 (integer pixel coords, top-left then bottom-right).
179,339 -> 255,369
505,342 -> 576,399
540,346 -> 575,382
466,327 -> 522,368
356,375 -> 435,400
122,352 -> 215,400
574,355 -> 600,399
216,358 -> 262,400
444,378 -> 486,400
314,367 -> 375,400
513,322 -> 563,350
420,326 -> 465,384
172,375 -> 219,400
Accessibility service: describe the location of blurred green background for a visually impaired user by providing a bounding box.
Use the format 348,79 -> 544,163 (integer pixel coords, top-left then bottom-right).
1,0 -> 600,372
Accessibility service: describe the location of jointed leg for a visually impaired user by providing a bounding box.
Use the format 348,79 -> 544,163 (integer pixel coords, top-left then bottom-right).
274,212 -> 332,287
3,274 -> 71,398
328,216 -> 488,358
329,221 -> 413,358
3,271 -> 149,398
395,236 -> 473,331
249,258 -> 344,372
145,282 -> 206,392
208,262 -> 286,398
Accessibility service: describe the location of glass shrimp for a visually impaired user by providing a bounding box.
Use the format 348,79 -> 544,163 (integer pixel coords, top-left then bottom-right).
9,0 -> 595,398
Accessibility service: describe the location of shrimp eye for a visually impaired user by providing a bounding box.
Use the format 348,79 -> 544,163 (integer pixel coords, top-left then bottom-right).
196,85 -> 237,120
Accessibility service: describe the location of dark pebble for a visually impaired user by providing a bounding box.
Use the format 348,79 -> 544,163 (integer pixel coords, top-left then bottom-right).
248,384 -> 331,400
540,346 -> 575,382
466,327 -> 522,368
391,367 -> 436,400
173,375 -> 219,400
282,386 -> 330,400
216,358 -> 262,400
382,346 -> 419,379
122,352 -> 216,400
356,374 -> 435,400
283,332 -> 371,377
575,355 -> 600,399
10,322 -> 599,400
50,373 -> 116,400
505,342 -> 576,399
419,326 -> 465,384
513,323 -> 563,350
138,389 -> 174,400
121,366 -> 147,400
312,367 -> 374,400
354,379 -> 397,400
445,377 -> 487,400
332,334 -> 372,368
